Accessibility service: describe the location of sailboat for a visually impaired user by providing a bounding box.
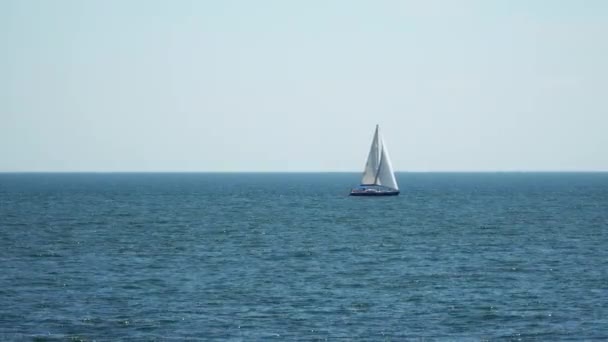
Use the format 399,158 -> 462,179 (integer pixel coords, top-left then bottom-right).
350,125 -> 400,196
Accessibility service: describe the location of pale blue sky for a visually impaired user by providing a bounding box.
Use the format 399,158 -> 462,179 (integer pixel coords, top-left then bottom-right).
2,0 -> 607,171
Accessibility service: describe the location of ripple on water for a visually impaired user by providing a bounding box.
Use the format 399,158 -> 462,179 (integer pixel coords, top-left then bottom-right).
1,173 -> 607,339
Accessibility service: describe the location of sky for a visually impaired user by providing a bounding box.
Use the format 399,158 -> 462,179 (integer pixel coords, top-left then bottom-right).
1,0 -> 607,172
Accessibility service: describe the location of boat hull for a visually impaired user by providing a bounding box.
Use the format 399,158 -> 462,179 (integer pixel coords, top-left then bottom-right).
349,190 -> 400,196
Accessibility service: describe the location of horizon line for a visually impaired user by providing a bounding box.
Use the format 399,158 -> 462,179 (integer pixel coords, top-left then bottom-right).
1,170 -> 607,174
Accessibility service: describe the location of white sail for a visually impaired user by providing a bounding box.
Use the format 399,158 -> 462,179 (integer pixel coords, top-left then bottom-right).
360,125 -> 399,190
361,126 -> 380,185
376,137 -> 399,190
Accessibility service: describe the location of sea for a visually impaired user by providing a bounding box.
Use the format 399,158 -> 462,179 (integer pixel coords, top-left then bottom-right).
1,172 -> 607,341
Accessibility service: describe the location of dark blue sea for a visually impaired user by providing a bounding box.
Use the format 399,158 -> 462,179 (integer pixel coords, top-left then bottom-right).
1,173 -> 607,340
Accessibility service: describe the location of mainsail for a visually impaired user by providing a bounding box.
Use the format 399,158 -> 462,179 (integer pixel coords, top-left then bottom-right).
360,125 -> 399,190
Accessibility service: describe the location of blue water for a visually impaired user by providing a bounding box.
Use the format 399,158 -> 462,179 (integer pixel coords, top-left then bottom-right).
1,173 -> 607,340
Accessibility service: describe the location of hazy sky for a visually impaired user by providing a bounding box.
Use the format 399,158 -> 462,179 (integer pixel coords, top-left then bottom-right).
2,0 -> 607,171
